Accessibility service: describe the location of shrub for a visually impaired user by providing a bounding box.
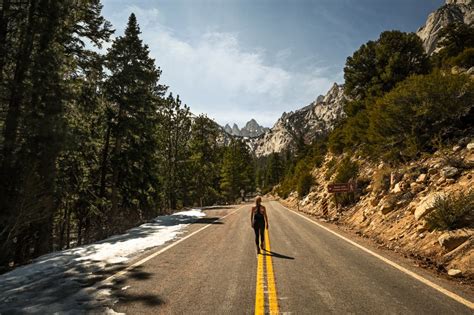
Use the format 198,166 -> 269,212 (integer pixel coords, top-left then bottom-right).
325,158 -> 337,180
334,157 -> 359,183
297,172 -> 313,198
372,166 -> 392,193
367,71 -> 474,162
425,191 -> 474,230
449,47 -> 474,68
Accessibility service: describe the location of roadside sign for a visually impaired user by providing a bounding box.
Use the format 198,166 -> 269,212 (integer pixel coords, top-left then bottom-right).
328,182 -> 355,193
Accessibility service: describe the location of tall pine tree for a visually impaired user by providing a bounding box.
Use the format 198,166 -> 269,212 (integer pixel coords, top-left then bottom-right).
104,13 -> 165,232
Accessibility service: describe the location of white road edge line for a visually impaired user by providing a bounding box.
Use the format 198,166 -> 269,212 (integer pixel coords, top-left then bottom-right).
97,205 -> 246,286
277,202 -> 474,310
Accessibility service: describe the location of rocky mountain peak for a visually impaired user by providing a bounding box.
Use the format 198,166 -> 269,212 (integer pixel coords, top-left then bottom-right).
417,0 -> 473,54
446,0 -> 472,5
232,124 -> 241,136
223,119 -> 269,138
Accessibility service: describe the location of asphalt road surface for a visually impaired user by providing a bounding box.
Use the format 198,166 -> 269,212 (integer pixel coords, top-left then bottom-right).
111,201 -> 474,314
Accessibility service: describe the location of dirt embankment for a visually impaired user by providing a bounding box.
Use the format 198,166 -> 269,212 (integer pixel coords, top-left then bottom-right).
276,140 -> 474,282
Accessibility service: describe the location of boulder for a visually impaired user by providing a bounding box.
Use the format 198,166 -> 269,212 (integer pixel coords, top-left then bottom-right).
438,229 -> 473,251
467,142 -> 474,151
464,152 -> 474,167
410,182 -> 424,194
447,269 -> 462,278
370,197 -> 380,207
380,198 -> 395,215
391,181 -> 408,194
466,67 -> 474,76
436,177 -> 446,185
441,166 -> 459,178
452,145 -> 462,152
416,173 -> 427,183
392,183 -> 402,193
414,193 -> 443,220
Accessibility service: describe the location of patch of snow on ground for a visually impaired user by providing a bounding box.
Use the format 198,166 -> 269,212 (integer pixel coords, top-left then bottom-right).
0,209 -> 206,314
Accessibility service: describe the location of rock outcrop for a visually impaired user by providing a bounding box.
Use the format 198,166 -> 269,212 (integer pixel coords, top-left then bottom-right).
253,83 -> 346,157
416,0 -> 473,55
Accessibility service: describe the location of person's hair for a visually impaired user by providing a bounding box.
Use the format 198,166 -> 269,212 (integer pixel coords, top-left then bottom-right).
256,196 -> 262,205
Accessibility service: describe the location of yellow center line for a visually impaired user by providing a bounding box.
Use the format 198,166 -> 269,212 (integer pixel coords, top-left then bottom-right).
265,228 -> 280,314
255,250 -> 265,315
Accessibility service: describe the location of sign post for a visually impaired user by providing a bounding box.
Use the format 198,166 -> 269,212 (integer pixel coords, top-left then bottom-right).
327,181 -> 356,193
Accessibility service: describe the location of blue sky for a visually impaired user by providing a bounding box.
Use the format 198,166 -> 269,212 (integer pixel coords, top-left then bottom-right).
101,0 -> 443,127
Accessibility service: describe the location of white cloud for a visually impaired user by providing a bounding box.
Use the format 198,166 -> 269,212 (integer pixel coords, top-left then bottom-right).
105,5 -> 339,127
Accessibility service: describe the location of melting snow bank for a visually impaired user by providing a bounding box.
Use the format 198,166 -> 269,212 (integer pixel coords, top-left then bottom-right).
0,209 -> 206,314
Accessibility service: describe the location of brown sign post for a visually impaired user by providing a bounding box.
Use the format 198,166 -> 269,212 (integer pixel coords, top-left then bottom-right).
327,182 -> 356,193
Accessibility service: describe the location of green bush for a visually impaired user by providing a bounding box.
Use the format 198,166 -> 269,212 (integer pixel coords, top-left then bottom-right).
449,47 -> 474,68
367,71 -> 474,162
372,166 -> 392,193
334,157 -> 359,183
297,172 -> 313,198
325,158 -> 337,180
425,191 -> 474,230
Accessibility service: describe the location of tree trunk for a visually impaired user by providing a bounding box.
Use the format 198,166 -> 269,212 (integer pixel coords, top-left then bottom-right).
1,0 -> 37,171
0,0 -> 11,82
99,123 -> 111,198
65,207 -> 71,249
0,0 -> 37,268
28,0 -> 62,258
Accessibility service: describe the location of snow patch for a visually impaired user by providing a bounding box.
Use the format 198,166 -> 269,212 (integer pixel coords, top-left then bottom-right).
0,209 -> 206,314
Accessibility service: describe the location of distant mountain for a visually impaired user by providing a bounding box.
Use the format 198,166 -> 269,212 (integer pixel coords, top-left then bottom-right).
416,0 -> 473,55
223,119 -> 269,138
252,83 -> 346,157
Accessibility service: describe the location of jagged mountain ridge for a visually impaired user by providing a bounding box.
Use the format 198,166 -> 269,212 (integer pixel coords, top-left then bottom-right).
252,83 -> 346,157
223,119 -> 269,138
416,0 -> 473,55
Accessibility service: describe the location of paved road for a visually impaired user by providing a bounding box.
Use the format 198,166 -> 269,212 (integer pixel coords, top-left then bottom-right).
112,201 -> 474,314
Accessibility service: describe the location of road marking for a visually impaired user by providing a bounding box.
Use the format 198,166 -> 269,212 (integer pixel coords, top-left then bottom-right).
98,205 -> 246,286
277,202 -> 474,310
265,228 -> 280,314
255,250 -> 265,315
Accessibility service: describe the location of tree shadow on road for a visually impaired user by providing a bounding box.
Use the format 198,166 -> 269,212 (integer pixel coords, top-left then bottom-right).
262,250 -> 294,260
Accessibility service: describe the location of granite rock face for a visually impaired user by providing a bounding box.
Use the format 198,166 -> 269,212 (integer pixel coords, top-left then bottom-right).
253,83 -> 346,157
416,0 -> 473,55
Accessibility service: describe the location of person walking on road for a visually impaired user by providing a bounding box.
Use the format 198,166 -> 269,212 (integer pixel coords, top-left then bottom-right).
251,197 -> 268,255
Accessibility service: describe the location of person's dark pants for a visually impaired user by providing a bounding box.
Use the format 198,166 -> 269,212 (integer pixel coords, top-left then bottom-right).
253,222 -> 265,248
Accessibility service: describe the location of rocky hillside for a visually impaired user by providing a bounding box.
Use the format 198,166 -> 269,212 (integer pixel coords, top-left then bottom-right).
276,139 -> 474,281
224,119 -> 269,138
253,83 -> 346,157
416,0 -> 473,55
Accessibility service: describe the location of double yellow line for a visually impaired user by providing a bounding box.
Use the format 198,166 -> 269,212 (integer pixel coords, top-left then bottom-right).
255,229 -> 279,314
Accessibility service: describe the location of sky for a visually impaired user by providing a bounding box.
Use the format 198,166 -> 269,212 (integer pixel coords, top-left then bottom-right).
101,0 -> 444,127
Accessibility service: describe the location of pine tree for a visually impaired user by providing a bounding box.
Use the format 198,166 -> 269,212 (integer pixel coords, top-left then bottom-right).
0,0 -> 111,266
158,93 -> 192,210
220,139 -> 254,201
105,13 -> 166,231
189,115 -> 221,206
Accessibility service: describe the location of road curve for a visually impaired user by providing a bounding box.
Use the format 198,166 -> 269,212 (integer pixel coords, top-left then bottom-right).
111,201 -> 474,314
